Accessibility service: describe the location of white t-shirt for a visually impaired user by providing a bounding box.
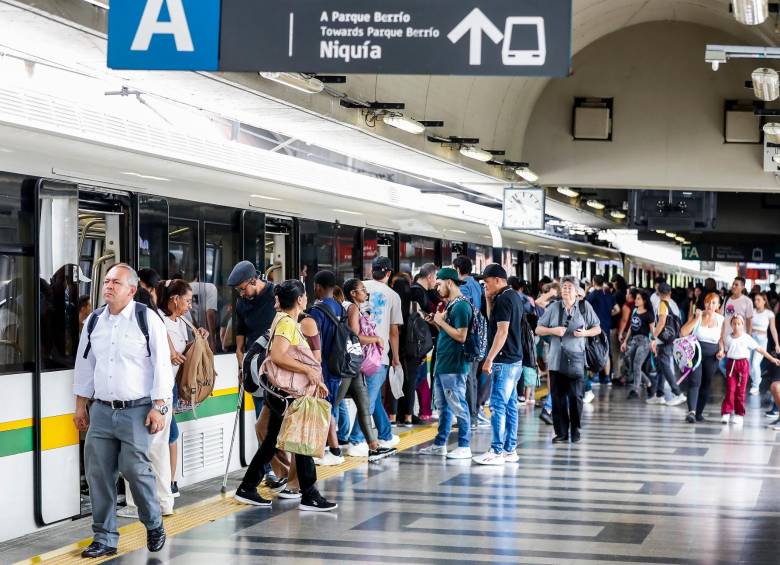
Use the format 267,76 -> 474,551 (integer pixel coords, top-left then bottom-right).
694,313 -> 724,345
162,312 -> 189,377
752,309 -> 774,333
726,333 -> 759,360
190,281 -> 218,327
722,294 -> 754,337
363,279 -> 403,365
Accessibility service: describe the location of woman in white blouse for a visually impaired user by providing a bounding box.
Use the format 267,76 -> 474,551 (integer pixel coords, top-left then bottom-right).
749,293 -> 779,396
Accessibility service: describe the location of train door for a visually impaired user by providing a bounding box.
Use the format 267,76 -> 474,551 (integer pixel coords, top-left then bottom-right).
362,229 -> 396,278
35,181 -> 130,524
265,216 -> 294,283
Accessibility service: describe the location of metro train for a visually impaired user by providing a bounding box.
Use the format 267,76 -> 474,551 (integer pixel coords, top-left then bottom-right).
0,88 -> 711,542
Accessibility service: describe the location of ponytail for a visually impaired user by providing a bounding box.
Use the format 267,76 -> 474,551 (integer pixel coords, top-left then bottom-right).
157,279 -> 192,316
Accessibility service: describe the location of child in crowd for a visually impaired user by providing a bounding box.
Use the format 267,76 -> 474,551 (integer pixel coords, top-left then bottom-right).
721,314 -> 780,425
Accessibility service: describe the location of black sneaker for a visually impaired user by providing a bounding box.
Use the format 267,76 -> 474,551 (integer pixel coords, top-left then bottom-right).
368,446 -> 396,462
539,410 -> 553,426
695,414 -> 705,422
265,477 -> 288,493
299,491 -> 338,512
627,390 -> 638,400
146,526 -> 166,552
685,411 -> 696,424
171,481 -> 180,498
571,433 -> 581,444
234,487 -> 272,507
552,435 -> 569,444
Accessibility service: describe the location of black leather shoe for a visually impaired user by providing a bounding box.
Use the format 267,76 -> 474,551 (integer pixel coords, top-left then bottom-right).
147,526 -> 166,552
539,410 -> 553,426
81,542 -> 117,558
552,435 -> 569,444
571,433 -> 581,444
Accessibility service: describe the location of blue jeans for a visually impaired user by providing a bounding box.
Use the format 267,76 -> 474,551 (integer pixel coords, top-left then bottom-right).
489,361 -> 523,453
543,394 -> 552,412
348,365 -> 392,444
433,372 -> 470,448
336,400 -> 351,443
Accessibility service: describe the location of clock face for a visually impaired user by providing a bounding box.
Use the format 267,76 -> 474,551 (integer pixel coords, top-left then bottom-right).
503,188 -> 544,230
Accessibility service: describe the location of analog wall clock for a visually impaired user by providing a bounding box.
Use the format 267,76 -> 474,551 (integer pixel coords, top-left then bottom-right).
503,187 -> 545,230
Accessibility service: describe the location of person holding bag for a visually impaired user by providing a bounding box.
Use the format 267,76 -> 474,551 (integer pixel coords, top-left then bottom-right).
620,289 -> 655,401
234,280 -> 337,512
536,276 -> 601,444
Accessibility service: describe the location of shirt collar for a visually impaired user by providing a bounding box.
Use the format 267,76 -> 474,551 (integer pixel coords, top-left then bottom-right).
106,300 -> 136,320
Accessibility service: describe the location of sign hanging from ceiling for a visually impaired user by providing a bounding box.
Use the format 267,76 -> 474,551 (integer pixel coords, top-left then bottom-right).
108,0 -> 573,76
682,244 -> 780,263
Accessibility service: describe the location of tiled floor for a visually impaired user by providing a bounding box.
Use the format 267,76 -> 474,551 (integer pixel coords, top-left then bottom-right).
101,384 -> 780,565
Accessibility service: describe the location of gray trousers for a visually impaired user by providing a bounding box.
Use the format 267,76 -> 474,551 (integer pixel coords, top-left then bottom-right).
85,401 -> 162,547
465,361 -> 479,419
626,335 -> 652,394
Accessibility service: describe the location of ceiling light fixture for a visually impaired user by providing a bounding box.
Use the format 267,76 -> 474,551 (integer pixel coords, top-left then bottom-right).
765,122 -> 780,143
586,199 -> 605,210
382,114 -> 426,134
557,186 -> 580,198
332,208 -> 362,215
259,72 -> 324,94
655,229 -> 666,234
733,0 -> 769,26
675,236 -> 686,242
459,146 -> 493,162
575,251 -> 588,255
609,209 -> 626,219
120,171 -> 169,181
666,232 -> 678,238
752,67 -> 780,101
515,167 -> 539,183
250,194 -> 281,201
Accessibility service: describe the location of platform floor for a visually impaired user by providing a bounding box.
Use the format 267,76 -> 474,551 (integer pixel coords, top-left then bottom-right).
11,384 -> 780,565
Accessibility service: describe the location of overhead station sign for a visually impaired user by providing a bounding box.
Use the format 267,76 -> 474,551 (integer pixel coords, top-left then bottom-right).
682,244 -> 780,263
108,0 -> 572,76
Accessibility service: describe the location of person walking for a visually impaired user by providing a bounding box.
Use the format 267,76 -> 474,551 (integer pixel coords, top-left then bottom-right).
749,292 -> 779,396
650,283 -> 687,406
620,289 -> 655,400
536,276 -> 601,444
73,264 -> 171,558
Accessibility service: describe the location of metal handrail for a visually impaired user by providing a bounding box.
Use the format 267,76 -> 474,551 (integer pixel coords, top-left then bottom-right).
90,252 -> 115,307
78,218 -> 105,259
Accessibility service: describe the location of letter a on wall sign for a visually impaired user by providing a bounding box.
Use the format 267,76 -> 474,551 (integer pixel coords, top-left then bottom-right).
108,0 -> 221,70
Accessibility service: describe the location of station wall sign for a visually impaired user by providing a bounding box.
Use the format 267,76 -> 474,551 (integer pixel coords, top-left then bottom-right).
683,244 -> 780,263
108,0 -> 572,76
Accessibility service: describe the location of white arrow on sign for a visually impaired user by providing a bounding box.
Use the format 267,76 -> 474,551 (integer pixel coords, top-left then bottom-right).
447,8 -> 504,66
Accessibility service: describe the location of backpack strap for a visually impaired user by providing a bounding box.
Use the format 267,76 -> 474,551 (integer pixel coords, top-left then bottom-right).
134,302 -> 151,357
82,306 -> 107,359
312,302 -> 342,326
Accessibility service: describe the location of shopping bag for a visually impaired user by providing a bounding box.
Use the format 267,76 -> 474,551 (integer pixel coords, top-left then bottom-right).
276,396 -> 331,457
389,365 -> 405,399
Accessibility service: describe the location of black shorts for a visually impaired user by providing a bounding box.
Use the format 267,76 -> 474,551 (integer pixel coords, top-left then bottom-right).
768,359 -> 780,384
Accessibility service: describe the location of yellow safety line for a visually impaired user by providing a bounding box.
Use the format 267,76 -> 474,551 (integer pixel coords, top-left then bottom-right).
15,424 -> 440,565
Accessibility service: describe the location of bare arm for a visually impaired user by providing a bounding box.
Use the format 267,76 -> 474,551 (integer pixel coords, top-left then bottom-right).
432,311 -> 468,343
389,324 -> 400,366
270,335 -> 317,375
236,335 -> 245,367
300,317 -> 321,363
618,305 -> 631,337
653,314 -> 667,339
485,322 -> 510,369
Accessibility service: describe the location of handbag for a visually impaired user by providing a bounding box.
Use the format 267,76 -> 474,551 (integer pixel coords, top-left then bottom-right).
276,396 -> 332,457
357,307 -> 383,376
260,315 -> 326,399
559,347 -> 586,379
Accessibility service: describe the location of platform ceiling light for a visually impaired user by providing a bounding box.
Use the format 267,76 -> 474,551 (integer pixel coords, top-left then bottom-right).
382,114 -> 426,134
655,229 -> 667,234
675,236 -> 686,242
250,194 -> 281,201
733,0 -> 770,26
764,122 -> 780,143
515,167 -> 539,182
666,232 -> 678,238
259,72 -> 325,94
575,251 -> 588,255
120,171 -> 169,181
332,208 -> 362,215
586,199 -> 605,210
557,186 -> 580,198
752,67 -> 780,101
459,146 -> 493,162
610,209 -> 627,219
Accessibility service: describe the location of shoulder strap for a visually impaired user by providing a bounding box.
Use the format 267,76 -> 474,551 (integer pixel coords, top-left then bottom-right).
557,301 -> 566,327
82,306 -> 107,359
313,302 -> 341,325
134,302 -> 151,357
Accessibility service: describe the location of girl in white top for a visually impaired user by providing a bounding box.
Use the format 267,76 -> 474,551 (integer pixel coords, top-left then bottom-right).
721,314 -> 780,425
750,293 -> 779,395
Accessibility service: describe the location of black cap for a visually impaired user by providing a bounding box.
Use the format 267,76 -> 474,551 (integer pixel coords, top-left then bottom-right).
658,282 -> 672,294
227,260 -> 259,287
372,256 -> 393,275
482,263 -> 507,280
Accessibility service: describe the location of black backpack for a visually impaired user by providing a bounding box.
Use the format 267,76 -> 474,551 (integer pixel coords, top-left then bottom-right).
313,303 -> 364,379
658,300 -> 681,345
405,302 -> 434,363
83,303 -> 150,359
557,301 -> 609,373
520,312 -> 537,369
242,329 -> 271,395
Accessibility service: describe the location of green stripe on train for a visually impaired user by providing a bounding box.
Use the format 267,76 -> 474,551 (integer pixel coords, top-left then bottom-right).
174,393 -> 239,424
0,427 -> 33,458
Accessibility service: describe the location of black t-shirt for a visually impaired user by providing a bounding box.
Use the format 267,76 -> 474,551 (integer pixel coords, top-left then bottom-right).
488,286 -> 525,364
611,289 -> 626,329
236,282 -> 276,345
629,308 -> 654,337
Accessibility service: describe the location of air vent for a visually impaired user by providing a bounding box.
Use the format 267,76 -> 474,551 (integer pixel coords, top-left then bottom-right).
182,427 -> 224,475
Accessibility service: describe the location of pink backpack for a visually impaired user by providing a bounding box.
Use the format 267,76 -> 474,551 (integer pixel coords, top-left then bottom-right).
357,307 -> 383,376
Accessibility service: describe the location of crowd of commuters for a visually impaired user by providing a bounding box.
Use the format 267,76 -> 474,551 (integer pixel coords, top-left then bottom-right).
72,254 -> 780,556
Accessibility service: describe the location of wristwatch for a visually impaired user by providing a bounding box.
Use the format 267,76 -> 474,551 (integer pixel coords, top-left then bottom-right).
153,403 -> 169,416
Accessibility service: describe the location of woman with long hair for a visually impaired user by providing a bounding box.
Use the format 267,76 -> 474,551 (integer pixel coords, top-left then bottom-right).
749,292 -> 779,396
621,289 -> 654,400
680,292 -> 725,423
234,280 -> 337,511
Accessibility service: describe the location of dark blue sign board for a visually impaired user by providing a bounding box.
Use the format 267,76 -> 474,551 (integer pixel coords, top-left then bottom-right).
108,0 -> 572,76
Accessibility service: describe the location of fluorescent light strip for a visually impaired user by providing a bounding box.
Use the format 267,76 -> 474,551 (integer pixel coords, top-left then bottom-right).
120,171 -> 169,181
383,114 -> 425,134
333,208 -> 362,215
250,194 -> 282,201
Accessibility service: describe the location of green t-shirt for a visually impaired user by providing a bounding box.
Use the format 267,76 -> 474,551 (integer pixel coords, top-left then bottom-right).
435,299 -> 473,375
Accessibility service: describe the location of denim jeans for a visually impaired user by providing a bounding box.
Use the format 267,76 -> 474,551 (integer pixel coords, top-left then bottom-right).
348,365 -> 392,444
335,400 -> 351,443
433,372 -> 471,448
489,361 -> 523,453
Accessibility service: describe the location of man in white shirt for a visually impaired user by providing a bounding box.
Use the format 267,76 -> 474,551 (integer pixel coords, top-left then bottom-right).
73,264 -> 172,558
345,256 -> 402,454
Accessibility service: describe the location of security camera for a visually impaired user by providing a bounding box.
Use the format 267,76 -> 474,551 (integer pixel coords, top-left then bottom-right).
711,60 -> 719,71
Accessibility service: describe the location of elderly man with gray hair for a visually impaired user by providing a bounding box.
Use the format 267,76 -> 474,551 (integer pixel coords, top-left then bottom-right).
535,276 -> 601,444
73,263 -> 173,558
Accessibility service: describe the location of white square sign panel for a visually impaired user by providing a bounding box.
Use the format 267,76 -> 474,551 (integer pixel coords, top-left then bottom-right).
503,187 -> 545,230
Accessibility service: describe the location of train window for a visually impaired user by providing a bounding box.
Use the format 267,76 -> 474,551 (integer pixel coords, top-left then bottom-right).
502,249 -> 519,277
241,210 -> 265,271
39,182 -> 80,371
0,175 -> 35,374
265,216 -> 294,283
168,219 -> 198,281
138,195 -> 169,277
202,222 -> 239,353
334,224 -> 361,286
299,220 -> 335,300
468,244 -> 492,274
399,235 -> 437,276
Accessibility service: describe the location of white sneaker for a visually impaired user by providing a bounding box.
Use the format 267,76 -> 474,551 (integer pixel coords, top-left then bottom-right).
419,444 -> 447,456
583,390 -> 595,404
731,414 -> 744,425
117,506 -> 138,519
314,450 -> 345,466
344,442 -> 369,457
750,386 -> 760,396
446,446 -> 472,459
721,414 -> 731,424
472,449 -> 506,465
517,397 -> 527,407
503,451 -> 520,463
667,393 -> 687,407
646,396 -> 665,405
378,434 -> 400,449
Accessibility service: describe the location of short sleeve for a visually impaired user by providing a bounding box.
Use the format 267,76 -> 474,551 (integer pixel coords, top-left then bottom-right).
745,298 -> 755,319
584,301 -> 600,328
449,301 -> 471,330
659,301 -> 668,317
493,295 -> 512,324
747,335 -> 759,350
390,291 -> 404,326
273,316 -> 299,345
538,304 -> 557,328
206,284 -> 218,311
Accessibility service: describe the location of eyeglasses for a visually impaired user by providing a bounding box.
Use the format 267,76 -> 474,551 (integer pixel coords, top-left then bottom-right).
237,281 -> 251,294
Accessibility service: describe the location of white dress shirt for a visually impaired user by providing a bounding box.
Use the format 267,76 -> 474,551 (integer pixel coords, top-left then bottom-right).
73,300 -> 173,402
